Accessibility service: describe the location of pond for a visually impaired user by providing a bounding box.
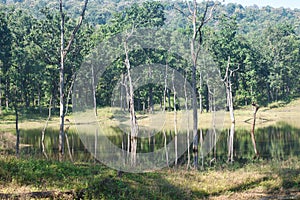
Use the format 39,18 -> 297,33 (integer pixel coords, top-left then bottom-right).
20,121 -> 300,166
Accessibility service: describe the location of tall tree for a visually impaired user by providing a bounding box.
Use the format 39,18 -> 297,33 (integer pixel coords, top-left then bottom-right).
0,8 -> 12,111
182,0 -> 216,169
58,0 -> 88,159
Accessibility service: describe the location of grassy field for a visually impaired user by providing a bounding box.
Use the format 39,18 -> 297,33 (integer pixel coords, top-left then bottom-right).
0,99 -> 300,199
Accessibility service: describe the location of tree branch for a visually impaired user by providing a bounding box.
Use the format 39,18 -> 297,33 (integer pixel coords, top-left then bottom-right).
63,0 -> 88,57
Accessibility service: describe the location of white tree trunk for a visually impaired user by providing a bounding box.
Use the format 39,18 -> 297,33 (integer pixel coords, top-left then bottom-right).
124,40 -> 139,167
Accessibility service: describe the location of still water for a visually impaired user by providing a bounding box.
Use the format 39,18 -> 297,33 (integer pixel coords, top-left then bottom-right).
21,122 -> 300,164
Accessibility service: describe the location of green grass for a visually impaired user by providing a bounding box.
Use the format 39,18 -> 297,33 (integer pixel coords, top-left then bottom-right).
0,155 -> 299,199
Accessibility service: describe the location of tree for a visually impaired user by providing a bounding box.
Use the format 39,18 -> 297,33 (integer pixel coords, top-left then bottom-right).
0,8 -> 12,111
180,0 -> 216,169
222,56 -> 239,163
108,1 -> 165,166
5,8 -> 36,156
58,0 -> 88,159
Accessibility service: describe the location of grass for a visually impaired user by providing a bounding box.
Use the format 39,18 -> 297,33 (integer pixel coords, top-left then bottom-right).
0,155 -> 299,199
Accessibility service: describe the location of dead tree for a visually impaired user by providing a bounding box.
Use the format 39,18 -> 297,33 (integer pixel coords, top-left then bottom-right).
58,0 -> 88,160
123,31 -> 139,167
182,0 -> 216,169
222,56 -> 239,163
172,69 -> 178,166
251,102 -> 259,158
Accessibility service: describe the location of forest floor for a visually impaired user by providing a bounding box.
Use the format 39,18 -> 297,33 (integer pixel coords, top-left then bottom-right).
0,99 -> 300,199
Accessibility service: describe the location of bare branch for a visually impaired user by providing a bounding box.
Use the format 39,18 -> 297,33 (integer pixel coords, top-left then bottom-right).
63,0 -> 88,57
229,64 -> 240,77
174,5 -> 190,19
186,0 -> 193,15
221,56 -> 231,82
204,2 -> 217,24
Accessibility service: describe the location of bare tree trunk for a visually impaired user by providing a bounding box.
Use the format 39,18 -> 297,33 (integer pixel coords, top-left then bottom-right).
91,65 -> 97,116
168,89 -> 171,111
188,0 -> 198,169
5,79 -> 9,109
124,38 -> 139,167
199,129 -> 203,169
59,0 -> 66,161
148,65 -> 153,113
163,129 -> 169,168
14,104 -> 20,158
58,0 -> 88,161
172,69 -> 178,166
251,103 -> 259,158
207,83 -> 217,165
227,123 -> 235,162
64,73 -> 76,116
199,70 -> 203,114
222,57 -> 239,163
184,76 -> 191,169
185,0 -> 215,169
148,86 -> 153,113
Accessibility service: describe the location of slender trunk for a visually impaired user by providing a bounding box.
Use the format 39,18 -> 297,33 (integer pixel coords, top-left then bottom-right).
124,39 -> 139,167
64,74 -> 76,116
189,0 -> 199,170
227,123 -> 235,162
91,66 -> 97,116
209,87 -> 217,165
192,62 -> 198,169
199,70 -> 203,114
15,104 -> 20,158
137,91 -> 141,111
251,103 -> 259,158
38,86 -> 42,114
148,85 -> 153,113
222,57 -> 238,163
172,70 -> 178,166
59,0 -> 65,161
5,78 -> 9,109
199,129 -> 203,169
148,65 -> 153,113
163,130 -> 169,168
228,80 -> 235,163
163,64 -> 168,112
184,76 -> 190,169
167,89 -> 171,111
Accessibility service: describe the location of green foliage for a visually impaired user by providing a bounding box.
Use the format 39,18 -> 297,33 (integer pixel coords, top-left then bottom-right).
0,1 -> 300,111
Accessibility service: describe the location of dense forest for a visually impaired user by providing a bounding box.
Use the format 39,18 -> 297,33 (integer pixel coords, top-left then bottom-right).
0,0 -> 299,116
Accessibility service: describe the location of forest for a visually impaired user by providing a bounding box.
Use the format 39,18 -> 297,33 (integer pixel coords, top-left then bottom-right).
0,0 -> 300,199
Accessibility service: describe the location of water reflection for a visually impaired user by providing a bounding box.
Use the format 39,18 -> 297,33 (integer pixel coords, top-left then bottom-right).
21,122 -> 300,164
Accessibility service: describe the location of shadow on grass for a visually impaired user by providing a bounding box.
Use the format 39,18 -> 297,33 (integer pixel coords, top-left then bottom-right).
85,171 -> 202,200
